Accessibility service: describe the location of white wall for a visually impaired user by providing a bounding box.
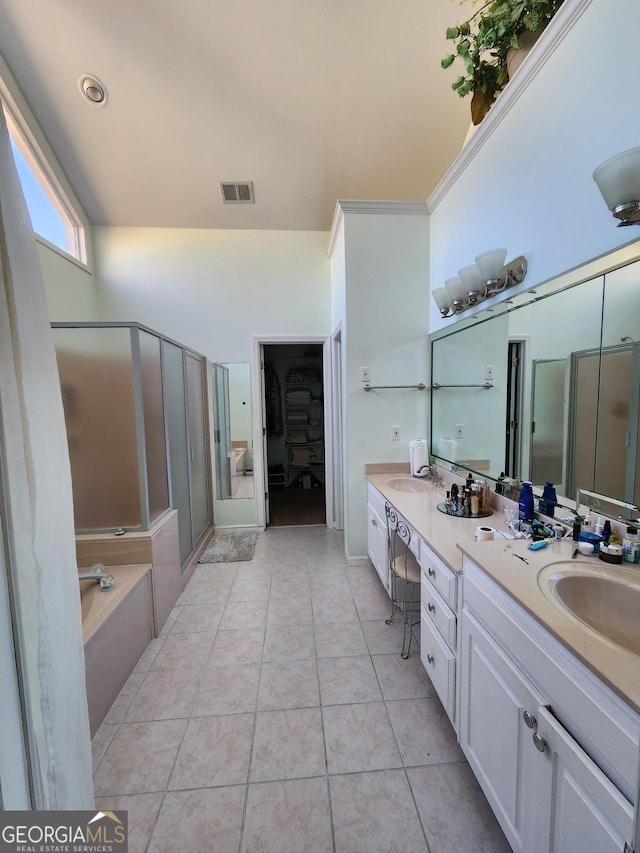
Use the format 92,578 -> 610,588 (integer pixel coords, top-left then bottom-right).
93,226 -> 331,527
333,205 -> 430,559
37,239 -> 98,321
93,227 -> 331,362
428,0 -> 640,335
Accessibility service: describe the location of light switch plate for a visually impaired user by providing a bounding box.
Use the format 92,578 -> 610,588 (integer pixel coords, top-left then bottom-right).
455,423 -> 464,438
360,366 -> 370,382
485,364 -> 495,380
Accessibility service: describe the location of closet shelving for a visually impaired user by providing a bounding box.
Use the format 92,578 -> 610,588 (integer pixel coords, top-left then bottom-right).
284,368 -> 324,487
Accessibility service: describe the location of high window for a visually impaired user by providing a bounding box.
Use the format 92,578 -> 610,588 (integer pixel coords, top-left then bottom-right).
3,105 -> 87,264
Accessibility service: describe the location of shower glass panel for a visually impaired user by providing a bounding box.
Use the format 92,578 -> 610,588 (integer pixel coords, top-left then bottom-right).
53,326 -> 142,530
139,330 -> 170,523
162,340 -> 193,567
186,353 -> 210,542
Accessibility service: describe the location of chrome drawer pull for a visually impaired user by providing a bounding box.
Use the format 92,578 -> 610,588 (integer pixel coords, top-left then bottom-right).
428,567 -> 436,578
523,710 -> 536,729
427,653 -> 435,665
427,602 -> 435,613
371,518 -> 377,526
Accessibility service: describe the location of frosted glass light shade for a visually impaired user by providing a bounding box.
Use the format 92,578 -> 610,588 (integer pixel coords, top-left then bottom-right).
458,264 -> 483,294
475,249 -> 507,282
432,287 -> 452,311
445,276 -> 467,302
593,147 -> 640,209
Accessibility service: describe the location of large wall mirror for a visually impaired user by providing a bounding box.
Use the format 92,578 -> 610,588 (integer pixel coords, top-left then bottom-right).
430,247 -> 640,518
212,362 -> 255,500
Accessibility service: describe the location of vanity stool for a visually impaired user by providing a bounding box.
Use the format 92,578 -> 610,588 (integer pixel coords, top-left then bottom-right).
385,502 -> 421,659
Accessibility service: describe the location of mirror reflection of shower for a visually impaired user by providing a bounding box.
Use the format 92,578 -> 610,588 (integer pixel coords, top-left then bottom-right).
212,363 -> 255,500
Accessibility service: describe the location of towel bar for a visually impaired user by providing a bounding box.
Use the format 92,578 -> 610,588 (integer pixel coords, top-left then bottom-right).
363,383 -> 426,392
431,382 -> 493,390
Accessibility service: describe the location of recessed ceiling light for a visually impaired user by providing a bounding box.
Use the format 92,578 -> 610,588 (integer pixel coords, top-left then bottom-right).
79,74 -> 108,107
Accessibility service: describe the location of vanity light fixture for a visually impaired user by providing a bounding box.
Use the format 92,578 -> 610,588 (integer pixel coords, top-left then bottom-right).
593,146 -> 640,227
433,251 -> 528,318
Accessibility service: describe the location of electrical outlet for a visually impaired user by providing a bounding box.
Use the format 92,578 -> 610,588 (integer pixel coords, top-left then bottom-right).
485,364 -> 495,381
360,366 -> 370,382
455,423 -> 464,439
391,425 -> 401,441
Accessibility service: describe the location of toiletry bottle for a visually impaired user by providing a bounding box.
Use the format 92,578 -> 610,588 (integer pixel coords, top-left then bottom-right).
594,516 -> 604,537
540,482 -> 557,517
602,519 -> 611,545
470,489 -> 479,516
572,517 -> 582,542
445,491 -> 451,514
518,481 -> 534,523
496,473 -> 505,495
622,525 -> 640,564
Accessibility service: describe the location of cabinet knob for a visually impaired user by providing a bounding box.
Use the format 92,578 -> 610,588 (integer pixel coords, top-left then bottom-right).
428,567 -> 436,578
427,653 -> 435,665
427,602 -> 435,613
522,710 -> 536,729
532,732 -> 547,753
371,518 -> 377,527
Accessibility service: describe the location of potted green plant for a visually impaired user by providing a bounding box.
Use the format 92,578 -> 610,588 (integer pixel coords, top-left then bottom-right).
441,0 -> 565,125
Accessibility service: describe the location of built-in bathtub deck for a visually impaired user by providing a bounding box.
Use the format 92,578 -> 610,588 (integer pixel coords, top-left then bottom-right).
81,564 -> 153,737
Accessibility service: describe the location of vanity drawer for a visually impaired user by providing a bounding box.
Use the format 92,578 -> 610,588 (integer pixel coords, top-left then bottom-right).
419,542 -> 457,610
367,483 -> 388,524
421,608 -> 456,723
422,580 -> 457,651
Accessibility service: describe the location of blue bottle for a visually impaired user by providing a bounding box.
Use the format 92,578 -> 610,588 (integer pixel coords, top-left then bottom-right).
539,481 -> 557,517
518,481 -> 535,523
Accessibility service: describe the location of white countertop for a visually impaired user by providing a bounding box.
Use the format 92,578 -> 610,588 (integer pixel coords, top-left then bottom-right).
367,470 -> 640,715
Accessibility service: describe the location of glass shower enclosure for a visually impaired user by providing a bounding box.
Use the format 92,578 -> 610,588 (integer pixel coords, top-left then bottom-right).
51,322 -> 212,568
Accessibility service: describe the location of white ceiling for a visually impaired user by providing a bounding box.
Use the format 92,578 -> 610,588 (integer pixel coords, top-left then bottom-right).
0,0 -> 470,231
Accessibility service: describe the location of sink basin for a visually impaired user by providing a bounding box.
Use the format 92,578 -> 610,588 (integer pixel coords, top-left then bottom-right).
537,562 -> 640,655
387,477 -> 430,494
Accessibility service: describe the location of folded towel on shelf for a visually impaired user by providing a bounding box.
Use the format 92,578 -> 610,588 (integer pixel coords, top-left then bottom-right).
289,447 -> 317,466
286,388 -> 312,404
288,430 -> 308,444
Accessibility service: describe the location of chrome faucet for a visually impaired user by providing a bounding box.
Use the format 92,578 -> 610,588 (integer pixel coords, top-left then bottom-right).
416,464 -> 444,487
78,563 -> 115,590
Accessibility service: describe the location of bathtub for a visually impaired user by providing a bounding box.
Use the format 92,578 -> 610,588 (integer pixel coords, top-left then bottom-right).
80,564 -> 153,737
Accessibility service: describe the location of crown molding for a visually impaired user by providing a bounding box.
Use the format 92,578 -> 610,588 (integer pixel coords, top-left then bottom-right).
427,0 -> 594,214
327,199 -> 428,256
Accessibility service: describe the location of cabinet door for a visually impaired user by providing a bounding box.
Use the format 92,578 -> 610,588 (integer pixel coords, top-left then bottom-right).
367,504 -> 389,594
459,608 -> 549,851
533,705 -> 634,853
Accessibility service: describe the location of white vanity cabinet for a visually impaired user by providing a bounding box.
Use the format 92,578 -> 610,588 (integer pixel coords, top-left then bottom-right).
460,557 -> 637,853
366,483 -> 389,594
419,540 -> 459,727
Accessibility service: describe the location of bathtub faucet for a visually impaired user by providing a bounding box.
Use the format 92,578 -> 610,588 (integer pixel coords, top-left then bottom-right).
78,563 -> 115,590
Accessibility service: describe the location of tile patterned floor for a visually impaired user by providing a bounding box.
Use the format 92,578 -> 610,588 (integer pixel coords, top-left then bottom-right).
92,526 -> 511,853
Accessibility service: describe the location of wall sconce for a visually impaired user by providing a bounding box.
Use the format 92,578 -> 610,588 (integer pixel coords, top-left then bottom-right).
593,147 -> 640,227
433,251 -> 528,318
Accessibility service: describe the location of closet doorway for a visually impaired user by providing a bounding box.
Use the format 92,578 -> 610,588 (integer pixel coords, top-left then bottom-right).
261,341 -> 328,527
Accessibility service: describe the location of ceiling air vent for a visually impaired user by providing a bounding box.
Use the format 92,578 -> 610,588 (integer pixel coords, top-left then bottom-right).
220,181 -> 255,204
